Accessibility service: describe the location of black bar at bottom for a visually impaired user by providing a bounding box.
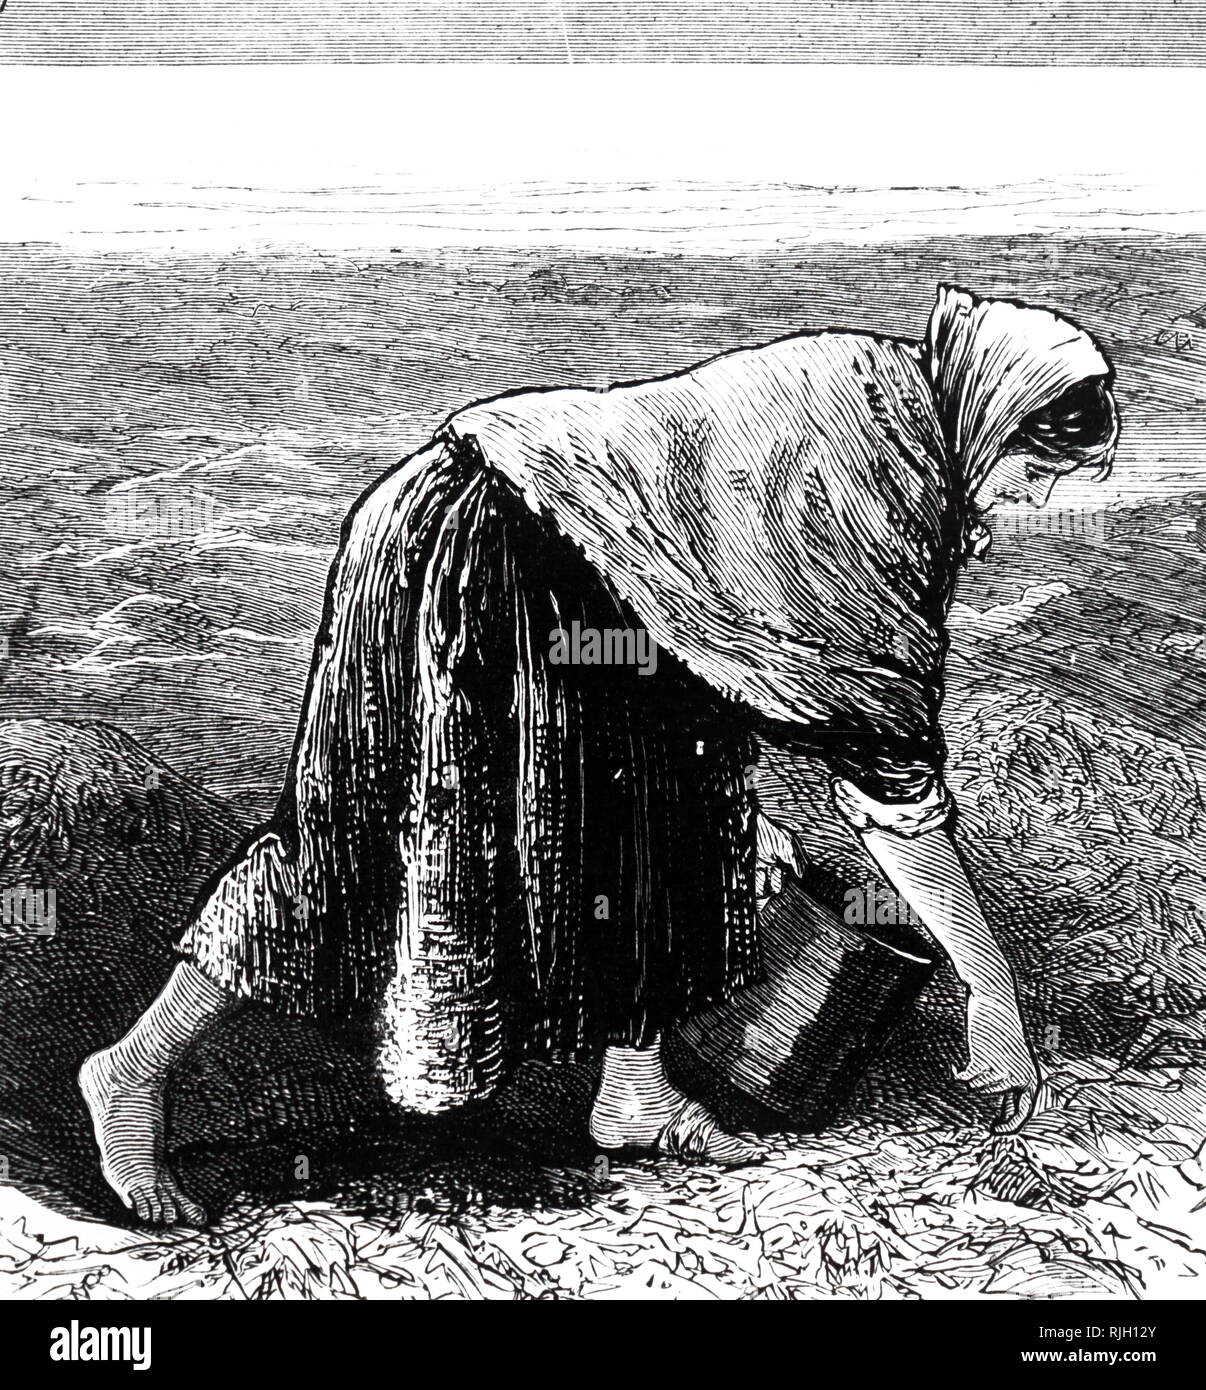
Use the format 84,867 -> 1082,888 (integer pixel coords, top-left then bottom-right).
0,1297 -> 1193,1377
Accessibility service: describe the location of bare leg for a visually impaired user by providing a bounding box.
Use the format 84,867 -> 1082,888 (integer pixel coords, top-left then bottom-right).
588,1035 -> 765,1166
79,962 -> 239,1225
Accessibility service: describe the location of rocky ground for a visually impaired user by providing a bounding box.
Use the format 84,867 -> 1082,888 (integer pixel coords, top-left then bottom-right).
1,716 -> 1205,1301
2,1050 -> 1204,1301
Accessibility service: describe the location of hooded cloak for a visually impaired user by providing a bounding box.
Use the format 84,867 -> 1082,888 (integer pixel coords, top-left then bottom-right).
444,284 -> 1117,785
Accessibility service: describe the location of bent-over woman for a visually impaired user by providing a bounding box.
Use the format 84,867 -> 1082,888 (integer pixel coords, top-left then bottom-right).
81,285 -> 1120,1224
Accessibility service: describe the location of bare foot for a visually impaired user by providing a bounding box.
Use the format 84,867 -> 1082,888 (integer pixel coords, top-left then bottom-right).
590,1086 -> 766,1167
78,1048 -> 205,1226
656,1098 -> 767,1166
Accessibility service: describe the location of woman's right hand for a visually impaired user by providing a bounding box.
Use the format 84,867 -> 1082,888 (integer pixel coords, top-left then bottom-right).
755,813 -> 806,906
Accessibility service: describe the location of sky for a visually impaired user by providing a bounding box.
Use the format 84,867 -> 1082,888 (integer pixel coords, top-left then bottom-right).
1,1 -> 1204,65
0,65 -> 1202,253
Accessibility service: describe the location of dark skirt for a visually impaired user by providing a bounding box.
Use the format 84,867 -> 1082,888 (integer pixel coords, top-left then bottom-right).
179,438 -> 761,1111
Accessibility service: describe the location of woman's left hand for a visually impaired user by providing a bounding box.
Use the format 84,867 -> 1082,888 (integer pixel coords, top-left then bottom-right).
955,987 -> 1042,1133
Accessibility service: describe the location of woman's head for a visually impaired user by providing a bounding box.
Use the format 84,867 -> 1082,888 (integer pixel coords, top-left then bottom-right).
977,375 -> 1119,510
924,286 -> 1120,522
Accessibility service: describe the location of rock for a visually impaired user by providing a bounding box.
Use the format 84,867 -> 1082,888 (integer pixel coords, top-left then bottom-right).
0,719 -> 372,1221
972,1140 -> 1061,1210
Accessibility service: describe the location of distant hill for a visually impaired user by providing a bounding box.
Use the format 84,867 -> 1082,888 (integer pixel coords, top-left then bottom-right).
1,232 -> 1204,815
